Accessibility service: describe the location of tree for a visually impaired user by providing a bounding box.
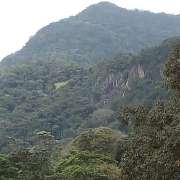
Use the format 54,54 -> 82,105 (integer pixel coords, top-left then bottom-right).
53,128 -> 124,180
87,109 -> 115,128
0,154 -> 17,180
120,44 -> 180,179
55,150 -> 122,180
164,43 -> 180,97
9,131 -> 55,180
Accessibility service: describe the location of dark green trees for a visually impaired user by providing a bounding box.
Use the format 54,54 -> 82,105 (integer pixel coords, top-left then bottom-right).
0,131 -> 55,180
120,44 -> 180,179
55,127 -> 124,180
121,102 -> 180,179
10,149 -> 52,180
164,43 -> 180,97
0,154 -> 18,180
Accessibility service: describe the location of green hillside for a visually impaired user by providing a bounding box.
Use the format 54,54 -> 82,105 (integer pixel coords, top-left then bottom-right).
0,2 -> 180,179
2,2 -> 180,66
0,37 -> 178,152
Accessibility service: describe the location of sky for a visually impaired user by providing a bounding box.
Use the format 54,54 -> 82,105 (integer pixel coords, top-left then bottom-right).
0,0 -> 180,60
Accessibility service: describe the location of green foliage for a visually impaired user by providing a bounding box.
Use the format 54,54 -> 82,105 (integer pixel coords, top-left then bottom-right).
0,149 -> 53,180
0,62 -> 96,152
119,45 -> 180,179
0,2 -> 179,154
55,127 -> 123,179
120,101 -> 180,180
10,149 -> 52,180
55,150 -> 121,180
8,132 -> 55,180
1,42 -> 179,179
0,37 -> 177,153
87,109 -> 115,128
1,2 -> 180,179
164,43 -> 180,97
71,127 -> 125,158
0,154 -> 18,180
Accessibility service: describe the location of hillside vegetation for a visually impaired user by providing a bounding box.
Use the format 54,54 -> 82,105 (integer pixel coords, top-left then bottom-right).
0,38 -> 178,152
0,2 -> 180,179
2,2 -> 180,66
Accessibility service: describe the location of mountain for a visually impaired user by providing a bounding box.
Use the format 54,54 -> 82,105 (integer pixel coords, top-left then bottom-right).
2,1 -> 180,66
1,2 -> 180,178
1,1 -> 180,153
0,36 -> 178,152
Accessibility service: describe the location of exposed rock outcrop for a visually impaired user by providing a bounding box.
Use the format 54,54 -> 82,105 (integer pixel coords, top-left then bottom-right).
94,64 -> 145,106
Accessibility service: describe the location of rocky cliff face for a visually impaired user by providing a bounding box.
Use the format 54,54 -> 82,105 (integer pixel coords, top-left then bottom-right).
94,64 -> 145,106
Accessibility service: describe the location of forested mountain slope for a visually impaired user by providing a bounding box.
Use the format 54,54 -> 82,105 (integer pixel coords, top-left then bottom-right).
0,37 -> 178,152
2,2 -> 180,66
0,46 -> 179,179
1,2 -> 180,179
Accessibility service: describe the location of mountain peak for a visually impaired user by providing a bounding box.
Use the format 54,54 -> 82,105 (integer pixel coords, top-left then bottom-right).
2,1 -> 180,67
84,1 -> 122,11
77,1 -> 124,19
92,1 -> 120,8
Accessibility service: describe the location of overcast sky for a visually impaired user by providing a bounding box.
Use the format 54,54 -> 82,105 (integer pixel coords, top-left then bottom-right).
0,0 -> 180,60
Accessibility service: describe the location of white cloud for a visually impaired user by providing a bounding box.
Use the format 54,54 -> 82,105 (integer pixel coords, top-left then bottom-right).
0,0 -> 180,60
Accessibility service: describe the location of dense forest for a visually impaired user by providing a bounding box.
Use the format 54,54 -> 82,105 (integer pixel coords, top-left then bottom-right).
0,37 -> 176,152
0,1 -> 180,180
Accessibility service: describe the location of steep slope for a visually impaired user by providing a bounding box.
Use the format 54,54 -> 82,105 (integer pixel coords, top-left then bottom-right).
93,38 -> 175,108
0,37 -> 178,152
2,2 -> 180,66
